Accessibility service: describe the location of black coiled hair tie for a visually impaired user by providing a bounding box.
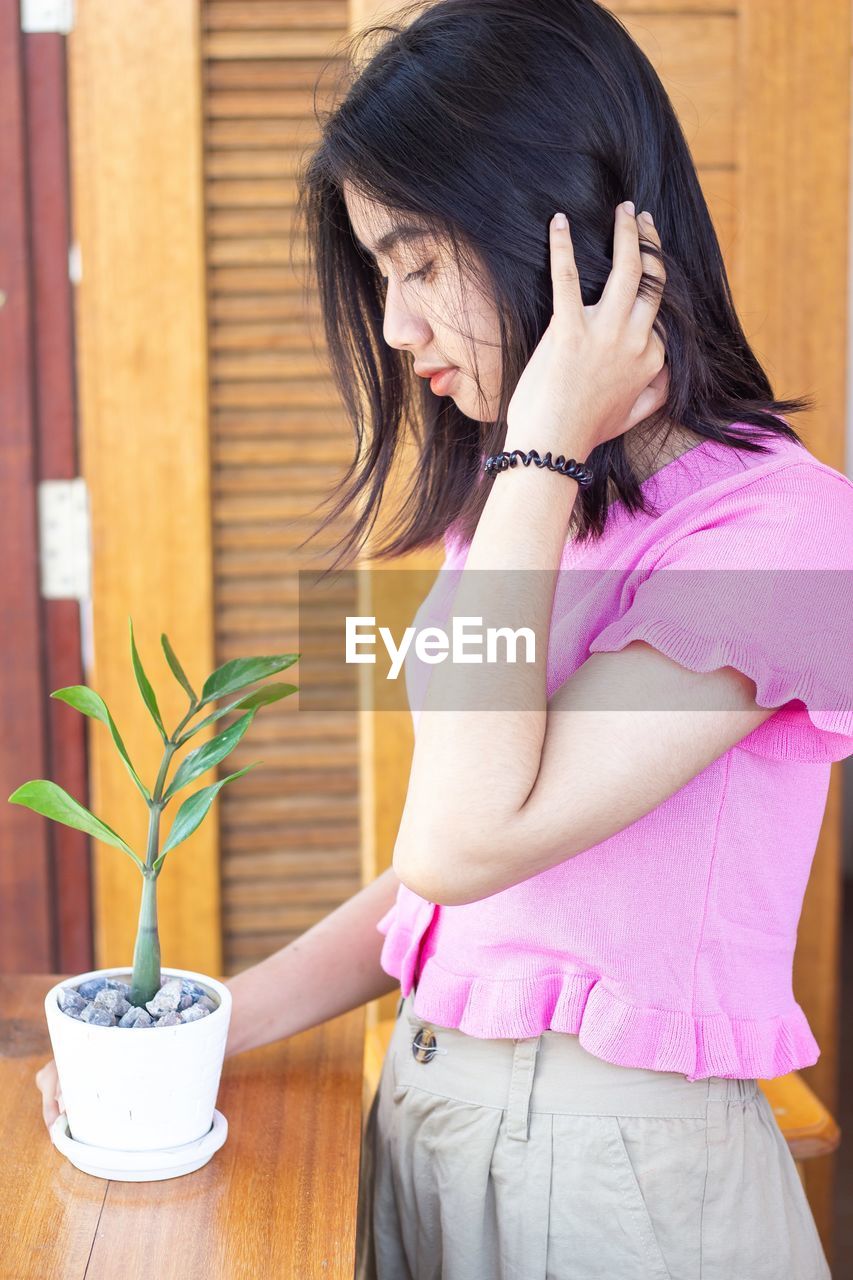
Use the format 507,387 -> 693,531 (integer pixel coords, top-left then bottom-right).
483,449 -> 594,488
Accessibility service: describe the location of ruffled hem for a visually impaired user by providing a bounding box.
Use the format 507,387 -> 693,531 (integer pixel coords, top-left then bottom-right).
392,954 -> 820,1083
587,613 -> 853,763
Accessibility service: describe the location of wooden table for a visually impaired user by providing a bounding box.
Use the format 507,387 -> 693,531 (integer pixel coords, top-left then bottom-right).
0,975 -> 366,1279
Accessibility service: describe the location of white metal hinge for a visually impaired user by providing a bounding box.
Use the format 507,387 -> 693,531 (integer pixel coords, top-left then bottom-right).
38,477 -> 91,601
21,0 -> 75,34
68,242 -> 82,285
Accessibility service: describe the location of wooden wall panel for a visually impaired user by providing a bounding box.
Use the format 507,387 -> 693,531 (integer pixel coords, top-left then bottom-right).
0,4 -> 52,973
25,29 -> 94,976
732,1 -> 849,1248
67,3 -> 220,975
0,18 -> 92,978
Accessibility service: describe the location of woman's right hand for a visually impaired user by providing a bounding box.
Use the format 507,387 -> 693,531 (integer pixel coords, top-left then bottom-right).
35,1058 -> 64,1130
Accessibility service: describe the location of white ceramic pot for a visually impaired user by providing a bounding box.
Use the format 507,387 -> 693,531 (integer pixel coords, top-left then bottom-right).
44,965 -> 231,1153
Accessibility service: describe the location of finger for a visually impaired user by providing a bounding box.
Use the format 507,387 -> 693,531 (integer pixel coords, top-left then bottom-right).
549,212 -> 584,330
629,210 -> 666,336
597,201 -> 643,320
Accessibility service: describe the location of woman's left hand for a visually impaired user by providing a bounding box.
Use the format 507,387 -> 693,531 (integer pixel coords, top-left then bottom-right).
504,201 -> 668,463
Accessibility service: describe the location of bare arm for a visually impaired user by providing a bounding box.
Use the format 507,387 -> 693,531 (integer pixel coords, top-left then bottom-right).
222,865 -> 402,1058
400,642 -> 776,905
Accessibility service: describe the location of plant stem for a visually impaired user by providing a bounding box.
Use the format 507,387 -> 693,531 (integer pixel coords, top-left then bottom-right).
128,734 -> 183,1006
129,870 -> 161,1006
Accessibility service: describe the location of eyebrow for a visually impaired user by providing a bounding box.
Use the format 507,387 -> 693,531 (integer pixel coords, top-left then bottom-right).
353,221 -> 431,259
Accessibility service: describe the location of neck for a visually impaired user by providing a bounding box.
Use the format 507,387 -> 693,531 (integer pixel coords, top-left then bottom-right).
605,423 -> 703,506
630,421 -> 704,473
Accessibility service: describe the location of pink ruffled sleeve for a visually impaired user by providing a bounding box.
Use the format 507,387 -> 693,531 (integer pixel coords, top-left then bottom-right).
588,462 -> 853,762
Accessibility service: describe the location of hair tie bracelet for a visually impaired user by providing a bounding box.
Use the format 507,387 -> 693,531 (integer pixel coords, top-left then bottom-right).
483,449 -> 594,488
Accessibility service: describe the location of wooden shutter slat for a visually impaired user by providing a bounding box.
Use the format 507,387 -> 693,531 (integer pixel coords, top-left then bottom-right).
211,381 -> 343,409
206,58 -> 344,91
205,3 -> 347,31
205,33 -> 344,61
207,179 -> 301,207
207,150 -> 308,179
210,295 -> 322,322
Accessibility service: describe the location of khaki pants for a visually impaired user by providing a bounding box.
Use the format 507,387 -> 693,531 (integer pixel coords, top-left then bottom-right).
356,989 -> 830,1279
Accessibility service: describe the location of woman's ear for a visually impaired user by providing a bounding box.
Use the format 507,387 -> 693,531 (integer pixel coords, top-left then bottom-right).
648,350 -> 666,384
625,359 -> 670,430
646,359 -> 669,398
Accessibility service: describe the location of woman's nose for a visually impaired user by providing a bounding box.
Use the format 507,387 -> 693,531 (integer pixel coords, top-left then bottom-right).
382,290 -> 432,352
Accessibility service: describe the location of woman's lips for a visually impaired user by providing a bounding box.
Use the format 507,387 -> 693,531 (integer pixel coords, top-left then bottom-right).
429,367 -> 458,395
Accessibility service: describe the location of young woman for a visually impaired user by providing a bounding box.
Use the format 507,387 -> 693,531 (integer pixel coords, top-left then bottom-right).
37,1 -> 851,1276
297,2 -> 851,1276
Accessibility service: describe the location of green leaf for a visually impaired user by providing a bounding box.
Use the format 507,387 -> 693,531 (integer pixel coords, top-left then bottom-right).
199,654 -> 299,708
176,682 -> 298,745
161,633 -> 197,704
153,762 -> 261,872
50,685 -> 152,803
7,779 -> 146,875
163,710 -> 255,802
129,617 -> 167,741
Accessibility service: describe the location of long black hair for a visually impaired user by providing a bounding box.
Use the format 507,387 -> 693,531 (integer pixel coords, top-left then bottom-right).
295,0 -> 811,571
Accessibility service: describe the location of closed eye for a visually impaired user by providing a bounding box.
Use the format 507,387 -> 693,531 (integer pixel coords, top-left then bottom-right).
379,261 -> 434,286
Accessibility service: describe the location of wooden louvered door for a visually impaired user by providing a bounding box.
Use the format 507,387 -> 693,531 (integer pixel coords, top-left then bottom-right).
202,3 -> 366,972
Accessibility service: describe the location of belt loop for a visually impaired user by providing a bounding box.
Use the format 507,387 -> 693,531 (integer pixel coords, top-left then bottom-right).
706,1076 -> 726,1104
506,1035 -> 541,1142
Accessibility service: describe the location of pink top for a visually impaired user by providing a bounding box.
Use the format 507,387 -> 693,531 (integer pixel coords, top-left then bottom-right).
376,426 -> 853,1081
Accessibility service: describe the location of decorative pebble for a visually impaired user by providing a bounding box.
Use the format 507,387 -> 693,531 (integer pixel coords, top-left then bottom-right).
80,1004 -> 115,1026
157,1011 -> 183,1026
145,978 -> 185,1015
118,1006 -> 154,1028
77,977 -> 109,1000
93,989 -> 131,1017
58,988 -> 87,1014
179,1004 -> 211,1022
104,978 -> 132,997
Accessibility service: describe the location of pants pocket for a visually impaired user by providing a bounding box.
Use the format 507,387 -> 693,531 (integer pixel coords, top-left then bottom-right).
614,1113 -> 710,1280
700,1093 -> 831,1280
548,1113 -> 673,1279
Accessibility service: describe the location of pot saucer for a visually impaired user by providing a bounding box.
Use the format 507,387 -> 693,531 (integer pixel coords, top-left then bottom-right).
49,1108 -> 228,1181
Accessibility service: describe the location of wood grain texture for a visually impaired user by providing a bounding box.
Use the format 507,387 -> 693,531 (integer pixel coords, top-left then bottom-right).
67,3 -> 221,974
24,30 -> 95,978
0,0 -> 53,973
734,0 -> 849,1251
0,975 -> 363,1280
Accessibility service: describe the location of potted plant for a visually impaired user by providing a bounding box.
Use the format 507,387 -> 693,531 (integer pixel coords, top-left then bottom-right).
8,618 -> 298,1181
